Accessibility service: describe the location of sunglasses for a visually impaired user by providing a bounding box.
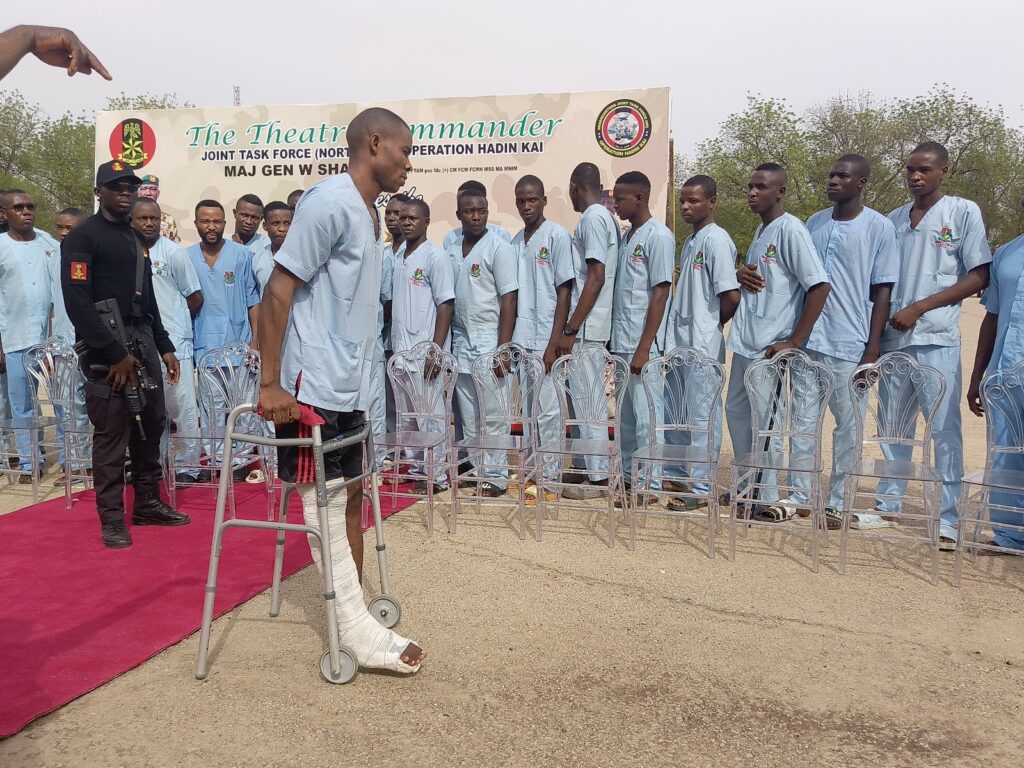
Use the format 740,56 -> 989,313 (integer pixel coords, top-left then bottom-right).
103,181 -> 141,192
8,203 -> 37,212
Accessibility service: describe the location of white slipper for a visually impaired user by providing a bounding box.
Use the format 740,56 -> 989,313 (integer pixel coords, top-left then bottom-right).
850,512 -> 897,530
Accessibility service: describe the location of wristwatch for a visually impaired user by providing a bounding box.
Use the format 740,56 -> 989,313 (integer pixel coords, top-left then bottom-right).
563,322 -> 580,336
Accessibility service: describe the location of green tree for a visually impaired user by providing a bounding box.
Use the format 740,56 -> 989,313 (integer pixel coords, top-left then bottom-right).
686,87 -> 1024,255
0,90 -> 192,232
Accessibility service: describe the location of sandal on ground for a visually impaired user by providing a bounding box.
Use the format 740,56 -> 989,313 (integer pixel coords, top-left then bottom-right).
411,481 -> 448,495
666,496 -> 708,512
823,507 -> 843,531
662,479 -> 690,493
245,469 -> 265,484
753,499 -> 798,523
976,540 -> 1021,556
939,536 -> 957,552
850,511 -> 898,530
524,484 -> 557,507
479,482 -> 506,498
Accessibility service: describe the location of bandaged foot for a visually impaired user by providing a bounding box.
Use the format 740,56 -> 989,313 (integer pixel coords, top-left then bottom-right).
300,481 -> 426,673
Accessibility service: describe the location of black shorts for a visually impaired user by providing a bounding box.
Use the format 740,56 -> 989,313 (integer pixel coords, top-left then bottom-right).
276,407 -> 367,484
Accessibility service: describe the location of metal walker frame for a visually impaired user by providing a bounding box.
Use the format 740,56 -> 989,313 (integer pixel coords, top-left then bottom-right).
195,404 -> 401,685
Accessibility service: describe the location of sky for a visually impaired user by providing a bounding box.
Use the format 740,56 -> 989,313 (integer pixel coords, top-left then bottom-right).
4,0 -> 1023,157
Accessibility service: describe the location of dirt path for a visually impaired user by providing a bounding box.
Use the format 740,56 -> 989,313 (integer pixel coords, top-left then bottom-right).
3,299 -> 1022,768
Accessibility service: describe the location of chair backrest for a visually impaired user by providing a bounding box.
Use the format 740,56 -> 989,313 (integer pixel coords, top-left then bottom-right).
197,340 -> 261,423
23,336 -> 81,420
849,351 -> 946,464
387,341 -> 458,423
641,346 -> 726,455
469,342 -> 544,439
744,348 -> 834,453
980,360 -> 1024,467
548,344 -> 629,440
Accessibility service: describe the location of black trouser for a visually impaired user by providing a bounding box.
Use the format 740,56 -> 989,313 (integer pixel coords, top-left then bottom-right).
84,324 -> 167,525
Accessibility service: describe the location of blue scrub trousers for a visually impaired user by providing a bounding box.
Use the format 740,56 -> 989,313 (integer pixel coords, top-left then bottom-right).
791,351 -> 859,510
874,344 -> 964,540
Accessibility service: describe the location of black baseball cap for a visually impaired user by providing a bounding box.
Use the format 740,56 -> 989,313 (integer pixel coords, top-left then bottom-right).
96,160 -> 143,187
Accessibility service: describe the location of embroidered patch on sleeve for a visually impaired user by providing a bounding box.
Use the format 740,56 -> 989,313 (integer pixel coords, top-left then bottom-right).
70,261 -> 89,281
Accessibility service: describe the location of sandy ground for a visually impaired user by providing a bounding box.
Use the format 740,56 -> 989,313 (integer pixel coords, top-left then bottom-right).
2,299 -> 1023,768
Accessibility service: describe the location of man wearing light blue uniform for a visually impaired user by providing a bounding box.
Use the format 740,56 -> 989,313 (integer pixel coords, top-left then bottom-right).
48,214 -> 92,480
448,190 -> 518,494
512,175 -> 574,498
608,172 -> 674,498
788,155 -> 899,523
252,201 -> 292,297
391,199 -> 455,491
187,199 -> 261,475
872,142 -> 991,547
967,230 -> 1024,551
557,163 -> 619,498
380,194 -> 409,441
369,196 -> 404,469
0,191 -> 55,479
729,164 -> 830,514
132,198 -> 206,482
664,176 -> 740,504
442,180 -> 511,250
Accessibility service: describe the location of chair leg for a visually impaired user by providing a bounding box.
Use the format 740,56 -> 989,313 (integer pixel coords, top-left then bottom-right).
517,452 -> 527,541
929,481 -> 941,587
269,484 -> 291,616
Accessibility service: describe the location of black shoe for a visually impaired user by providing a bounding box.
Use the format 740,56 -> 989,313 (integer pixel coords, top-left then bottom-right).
196,469 -> 212,483
132,495 -> 190,526
457,459 -> 474,476
232,464 -> 252,482
101,521 -> 133,548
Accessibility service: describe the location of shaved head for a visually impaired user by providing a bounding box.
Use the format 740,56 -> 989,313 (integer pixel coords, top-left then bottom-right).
347,107 -> 410,158
836,153 -> 870,180
570,162 -> 601,192
755,162 -> 788,184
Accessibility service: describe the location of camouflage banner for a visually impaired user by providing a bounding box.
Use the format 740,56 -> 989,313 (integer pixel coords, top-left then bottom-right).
95,88 -> 671,244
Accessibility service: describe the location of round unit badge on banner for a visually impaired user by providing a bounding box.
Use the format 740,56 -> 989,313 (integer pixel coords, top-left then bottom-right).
595,99 -> 652,158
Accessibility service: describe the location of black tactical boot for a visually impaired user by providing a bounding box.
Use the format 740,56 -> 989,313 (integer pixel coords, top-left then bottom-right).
132,495 -> 190,526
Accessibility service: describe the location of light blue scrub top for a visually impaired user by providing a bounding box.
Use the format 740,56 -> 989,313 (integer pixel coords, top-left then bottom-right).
187,239 -> 260,361
610,218 -> 675,355
275,173 -> 381,412
511,219 -> 575,351
571,203 -> 620,343
805,206 -> 900,363
442,222 -> 511,250
668,223 -> 739,359
149,236 -> 201,361
881,195 -> 991,352
727,213 -> 829,359
0,232 -> 55,352
391,240 -> 455,355
252,238 -> 275,299
983,233 -> 1024,371
448,230 -> 519,373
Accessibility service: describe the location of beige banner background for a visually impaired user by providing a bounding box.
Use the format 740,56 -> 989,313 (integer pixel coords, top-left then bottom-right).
95,87 -> 670,245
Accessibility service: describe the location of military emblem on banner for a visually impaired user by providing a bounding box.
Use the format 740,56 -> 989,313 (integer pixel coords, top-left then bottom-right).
223,271 -> 236,285
595,99 -> 652,158
108,118 -> 157,169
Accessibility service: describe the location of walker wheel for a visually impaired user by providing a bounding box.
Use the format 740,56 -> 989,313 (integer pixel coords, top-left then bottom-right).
368,594 -> 402,629
319,646 -> 359,685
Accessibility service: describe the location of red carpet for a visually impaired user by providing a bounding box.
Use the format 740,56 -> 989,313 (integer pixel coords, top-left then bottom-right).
0,481 -> 416,737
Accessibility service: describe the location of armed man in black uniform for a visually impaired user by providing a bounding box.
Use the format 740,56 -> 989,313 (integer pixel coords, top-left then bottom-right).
61,160 -> 190,548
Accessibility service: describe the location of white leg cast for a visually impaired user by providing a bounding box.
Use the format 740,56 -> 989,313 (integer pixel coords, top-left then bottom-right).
299,480 -> 421,674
